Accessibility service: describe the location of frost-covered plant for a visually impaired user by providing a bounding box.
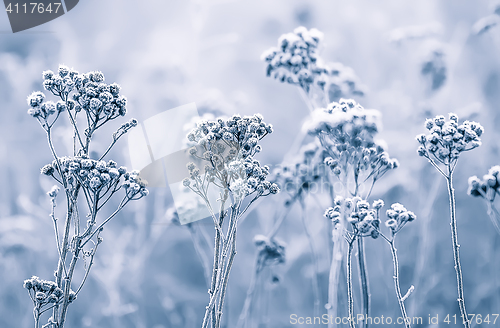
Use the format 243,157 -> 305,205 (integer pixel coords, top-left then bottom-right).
468,165 -> 500,234
182,113 -> 279,328
305,99 -> 398,198
24,66 -> 148,328
262,26 -> 364,110
381,203 -> 416,328
324,197 -> 381,328
325,200 -> 416,328
236,235 -> 285,328
417,113 -> 484,328
306,98 -> 398,327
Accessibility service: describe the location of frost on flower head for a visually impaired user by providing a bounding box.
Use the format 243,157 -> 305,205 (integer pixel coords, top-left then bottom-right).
272,139 -> 330,196
324,197 -> 384,239
385,203 -> 416,235
262,27 -> 364,98
28,65 -> 136,158
305,99 -> 398,180
43,157 -> 148,200
185,114 -> 279,203
416,113 -> 483,168
262,26 -> 323,92
23,276 -> 66,306
468,165 -> 500,201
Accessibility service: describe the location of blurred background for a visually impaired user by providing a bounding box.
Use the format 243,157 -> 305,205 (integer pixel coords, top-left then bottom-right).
1,0 -> 500,327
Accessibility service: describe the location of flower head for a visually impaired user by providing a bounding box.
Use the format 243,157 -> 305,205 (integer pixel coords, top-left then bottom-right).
385,203 -> 416,235
417,113 -> 483,166
262,27 -> 364,97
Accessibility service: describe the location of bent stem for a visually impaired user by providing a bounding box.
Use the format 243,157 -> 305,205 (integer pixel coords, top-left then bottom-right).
388,238 -> 411,328
357,237 -> 369,328
446,169 -> 470,328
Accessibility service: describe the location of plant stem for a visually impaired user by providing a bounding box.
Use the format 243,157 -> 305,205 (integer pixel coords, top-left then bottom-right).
58,239 -> 81,328
299,198 -> 321,318
328,225 -> 343,328
389,239 -> 411,328
34,306 -> 40,328
357,237 -> 369,328
236,256 -> 264,328
347,237 -> 356,328
216,224 -> 237,328
446,169 -> 469,328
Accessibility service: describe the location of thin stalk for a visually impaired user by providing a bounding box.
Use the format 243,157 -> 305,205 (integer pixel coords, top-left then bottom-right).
236,256 -> 264,328
389,239 -> 411,328
58,245 -> 80,327
446,169 -> 470,328
299,198 -> 321,318
34,306 -> 40,328
216,223 -> 237,327
346,237 -> 356,328
328,171 -> 348,328
357,237 -> 369,328
328,225 -> 343,328
187,223 -> 212,287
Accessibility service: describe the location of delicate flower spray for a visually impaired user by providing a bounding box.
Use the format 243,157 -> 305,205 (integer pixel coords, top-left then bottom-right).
262,26 -> 364,111
417,113 -> 484,328
468,166 -> 500,234
24,66 -> 148,328
259,27 -> 366,325
324,200 -> 416,328
182,114 -> 279,328
306,98 -> 398,328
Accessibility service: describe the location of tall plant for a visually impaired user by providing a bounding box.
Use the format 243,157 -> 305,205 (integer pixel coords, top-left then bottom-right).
182,114 -> 279,328
23,66 -> 148,328
416,113 -> 484,328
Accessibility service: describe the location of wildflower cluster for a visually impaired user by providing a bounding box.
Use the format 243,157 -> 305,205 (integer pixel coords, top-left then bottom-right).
28,65 -> 132,158
468,165 -> 500,200
385,203 -> 416,236
27,91 -> 66,120
262,26 -> 364,97
305,99 -> 398,185
262,26 -> 323,92
42,157 -> 148,199
468,166 -> 500,234
184,114 -> 279,201
40,66 -> 127,118
185,114 -> 280,328
272,140 -> 330,196
416,113 -> 483,168
324,197 -> 384,239
25,66 -> 146,328
23,276 -> 71,306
